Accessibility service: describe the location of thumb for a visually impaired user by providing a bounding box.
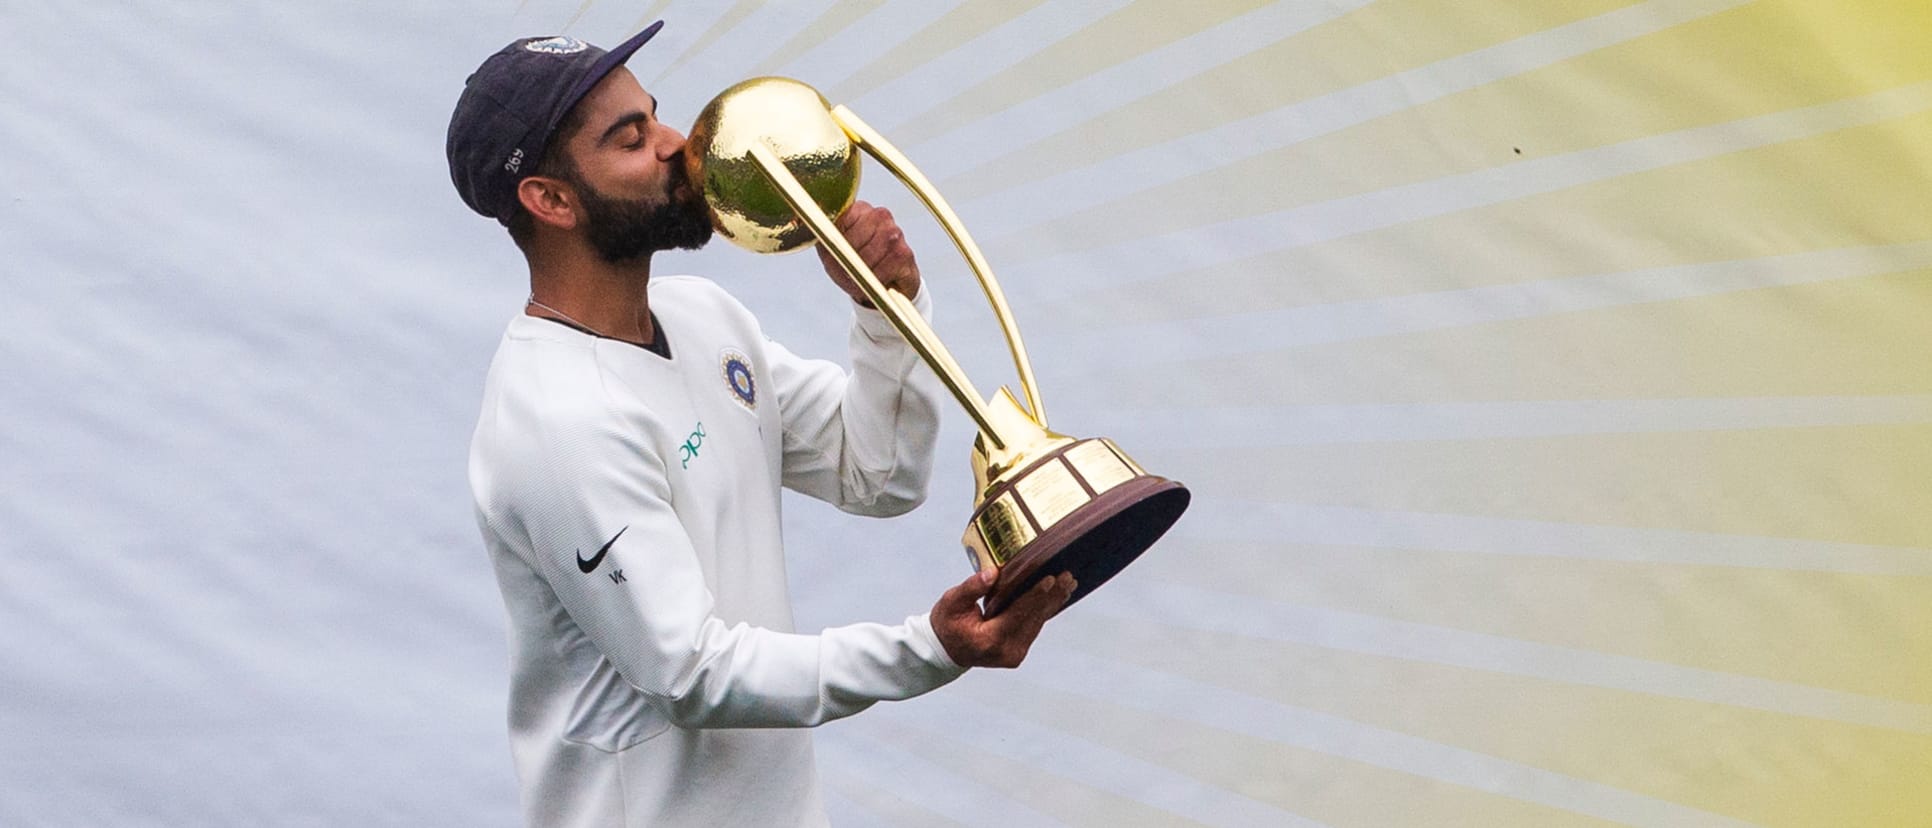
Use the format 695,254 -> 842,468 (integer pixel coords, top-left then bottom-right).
949,568 -> 997,602
933,568 -> 996,624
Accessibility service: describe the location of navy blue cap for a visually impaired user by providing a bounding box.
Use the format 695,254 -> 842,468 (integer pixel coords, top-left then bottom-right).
447,21 -> 665,224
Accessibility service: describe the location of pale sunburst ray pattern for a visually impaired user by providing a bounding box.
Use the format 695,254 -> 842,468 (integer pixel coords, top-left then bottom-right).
647,0 -> 765,84
1051,127 -> 1932,327
751,0 -> 887,77
1064,396 -> 1932,449
842,0 -> 1138,125
937,0 -> 1709,207
1039,243 -> 1932,362
950,670 -> 1636,828
1093,576 -> 1932,731
849,690 -> 1321,827
1000,78 -> 1932,306
888,0 -> 1287,147
1081,263 -> 1932,411
1041,609 -> 1932,826
16,1 -> 1930,825
817,733 -> 1069,827
986,0 -> 1932,263
1000,642 -> 1772,828
898,0 -> 1375,166
1113,403 -> 1932,547
759,1 -> 967,92
823,0 -> 1058,104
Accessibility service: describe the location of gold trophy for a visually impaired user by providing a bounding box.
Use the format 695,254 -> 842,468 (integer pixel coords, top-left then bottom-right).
686,78 -> 1189,615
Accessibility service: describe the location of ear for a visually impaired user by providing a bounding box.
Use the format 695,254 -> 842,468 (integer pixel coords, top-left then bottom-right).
515,175 -> 579,232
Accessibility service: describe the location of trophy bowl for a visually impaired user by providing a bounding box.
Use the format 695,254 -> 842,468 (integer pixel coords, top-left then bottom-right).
685,77 -> 860,254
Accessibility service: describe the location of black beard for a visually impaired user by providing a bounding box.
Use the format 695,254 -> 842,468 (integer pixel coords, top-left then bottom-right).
575,162 -> 713,264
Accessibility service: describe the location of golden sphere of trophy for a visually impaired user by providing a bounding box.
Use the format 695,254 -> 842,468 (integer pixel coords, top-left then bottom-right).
689,77 -> 1189,616
686,78 -> 860,254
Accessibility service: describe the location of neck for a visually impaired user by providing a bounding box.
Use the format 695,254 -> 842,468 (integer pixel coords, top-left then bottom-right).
525,241 -> 657,346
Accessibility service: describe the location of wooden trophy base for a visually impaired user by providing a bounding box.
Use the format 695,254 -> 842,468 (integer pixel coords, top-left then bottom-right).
964,438 -> 1191,616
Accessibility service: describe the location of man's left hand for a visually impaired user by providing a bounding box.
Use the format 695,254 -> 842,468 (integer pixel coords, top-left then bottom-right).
816,200 -> 920,307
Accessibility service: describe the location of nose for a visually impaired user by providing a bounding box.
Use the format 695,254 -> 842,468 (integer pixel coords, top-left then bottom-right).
656,122 -> 687,161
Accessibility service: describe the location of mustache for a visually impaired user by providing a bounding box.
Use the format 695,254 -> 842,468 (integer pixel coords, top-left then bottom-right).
667,151 -> 696,192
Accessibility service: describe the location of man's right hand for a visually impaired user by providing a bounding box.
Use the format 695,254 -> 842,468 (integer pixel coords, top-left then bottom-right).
930,569 -> 1076,669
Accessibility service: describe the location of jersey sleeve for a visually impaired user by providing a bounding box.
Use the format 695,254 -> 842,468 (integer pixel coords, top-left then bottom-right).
769,287 -> 944,516
511,409 -> 964,729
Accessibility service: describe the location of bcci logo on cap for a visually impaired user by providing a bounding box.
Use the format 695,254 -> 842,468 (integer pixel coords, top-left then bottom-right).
523,36 -> 589,55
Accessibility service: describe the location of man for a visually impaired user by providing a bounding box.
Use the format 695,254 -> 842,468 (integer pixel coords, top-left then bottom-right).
446,22 -> 1075,827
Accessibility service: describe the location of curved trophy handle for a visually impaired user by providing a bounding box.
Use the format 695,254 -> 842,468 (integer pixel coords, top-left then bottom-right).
746,141 -> 1013,450
734,106 -> 1049,445
828,107 -> 1048,428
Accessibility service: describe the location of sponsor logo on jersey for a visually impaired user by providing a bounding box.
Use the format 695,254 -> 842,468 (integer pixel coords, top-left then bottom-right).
678,421 -> 706,469
720,349 -> 756,409
576,526 -> 627,574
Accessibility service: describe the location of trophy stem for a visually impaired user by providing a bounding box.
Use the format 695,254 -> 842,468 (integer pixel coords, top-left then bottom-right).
831,106 -> 1049,427
746,141 -> 1010,450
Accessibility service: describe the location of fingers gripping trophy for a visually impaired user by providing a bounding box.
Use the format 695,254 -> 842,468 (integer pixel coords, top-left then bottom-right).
685,78 -> 1190,616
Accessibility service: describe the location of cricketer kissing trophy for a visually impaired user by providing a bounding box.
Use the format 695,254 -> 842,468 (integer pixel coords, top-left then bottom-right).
687,78 -> 1189,615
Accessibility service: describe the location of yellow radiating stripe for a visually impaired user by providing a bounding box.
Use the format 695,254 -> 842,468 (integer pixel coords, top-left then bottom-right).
1143,540 -> 1932,705
563,0 -> 597,31
871,720 -> 1210,827
750,0 -> 887,77
955,679 -> 1628,828
1063,618 -> 1932,828
994,0 -> 1932,258
649,0 -> 762,85
1158,421 -> 1932,548
1054,109 -> 1932,327
941,0 -> 1643,202
820,769 -> 969,828
891,0 -> 1275,147
1109,266 -> 1932,406
826,0 -> 1054,105
628,0 -> 675,36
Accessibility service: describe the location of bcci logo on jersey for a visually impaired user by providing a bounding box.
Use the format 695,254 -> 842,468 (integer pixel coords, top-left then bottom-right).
720,349 -> 755,410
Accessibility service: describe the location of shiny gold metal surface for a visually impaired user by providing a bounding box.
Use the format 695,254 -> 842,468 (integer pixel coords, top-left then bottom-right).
1013,457 -> 1083,530
968,491 -> 1036,571
685,77 -> 860,254
689,77 -> 1190,615
1065,440 -> 1138,496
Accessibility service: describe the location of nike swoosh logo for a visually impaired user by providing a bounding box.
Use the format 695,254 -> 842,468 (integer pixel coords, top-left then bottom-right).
576,526 -> 628,574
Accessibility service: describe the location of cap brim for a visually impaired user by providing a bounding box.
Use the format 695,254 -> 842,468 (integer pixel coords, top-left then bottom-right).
557,20 -> 665,128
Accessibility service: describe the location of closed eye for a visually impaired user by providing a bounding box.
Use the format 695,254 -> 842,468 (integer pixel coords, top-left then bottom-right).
598,111 -> 653,147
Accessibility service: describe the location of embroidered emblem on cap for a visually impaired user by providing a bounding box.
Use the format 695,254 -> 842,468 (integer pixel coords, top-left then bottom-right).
524,36 -> 589,55
721,349 -> 756,410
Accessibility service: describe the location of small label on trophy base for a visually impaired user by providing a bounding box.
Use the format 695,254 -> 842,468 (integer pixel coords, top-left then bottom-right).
1066,440 -> 1137,496
976,491 -> 1036,566
1014,457 -> 1088,532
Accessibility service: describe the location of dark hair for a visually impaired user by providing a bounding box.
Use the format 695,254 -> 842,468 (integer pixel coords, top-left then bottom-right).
505,103 -> 593,252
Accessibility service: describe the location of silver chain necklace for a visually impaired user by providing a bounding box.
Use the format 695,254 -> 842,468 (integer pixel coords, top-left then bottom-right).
528,295 -> 612,338
527,295 -> 660,352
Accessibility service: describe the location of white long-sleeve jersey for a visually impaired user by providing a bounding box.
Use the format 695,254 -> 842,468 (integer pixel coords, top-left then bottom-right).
468,275 -> 962,828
